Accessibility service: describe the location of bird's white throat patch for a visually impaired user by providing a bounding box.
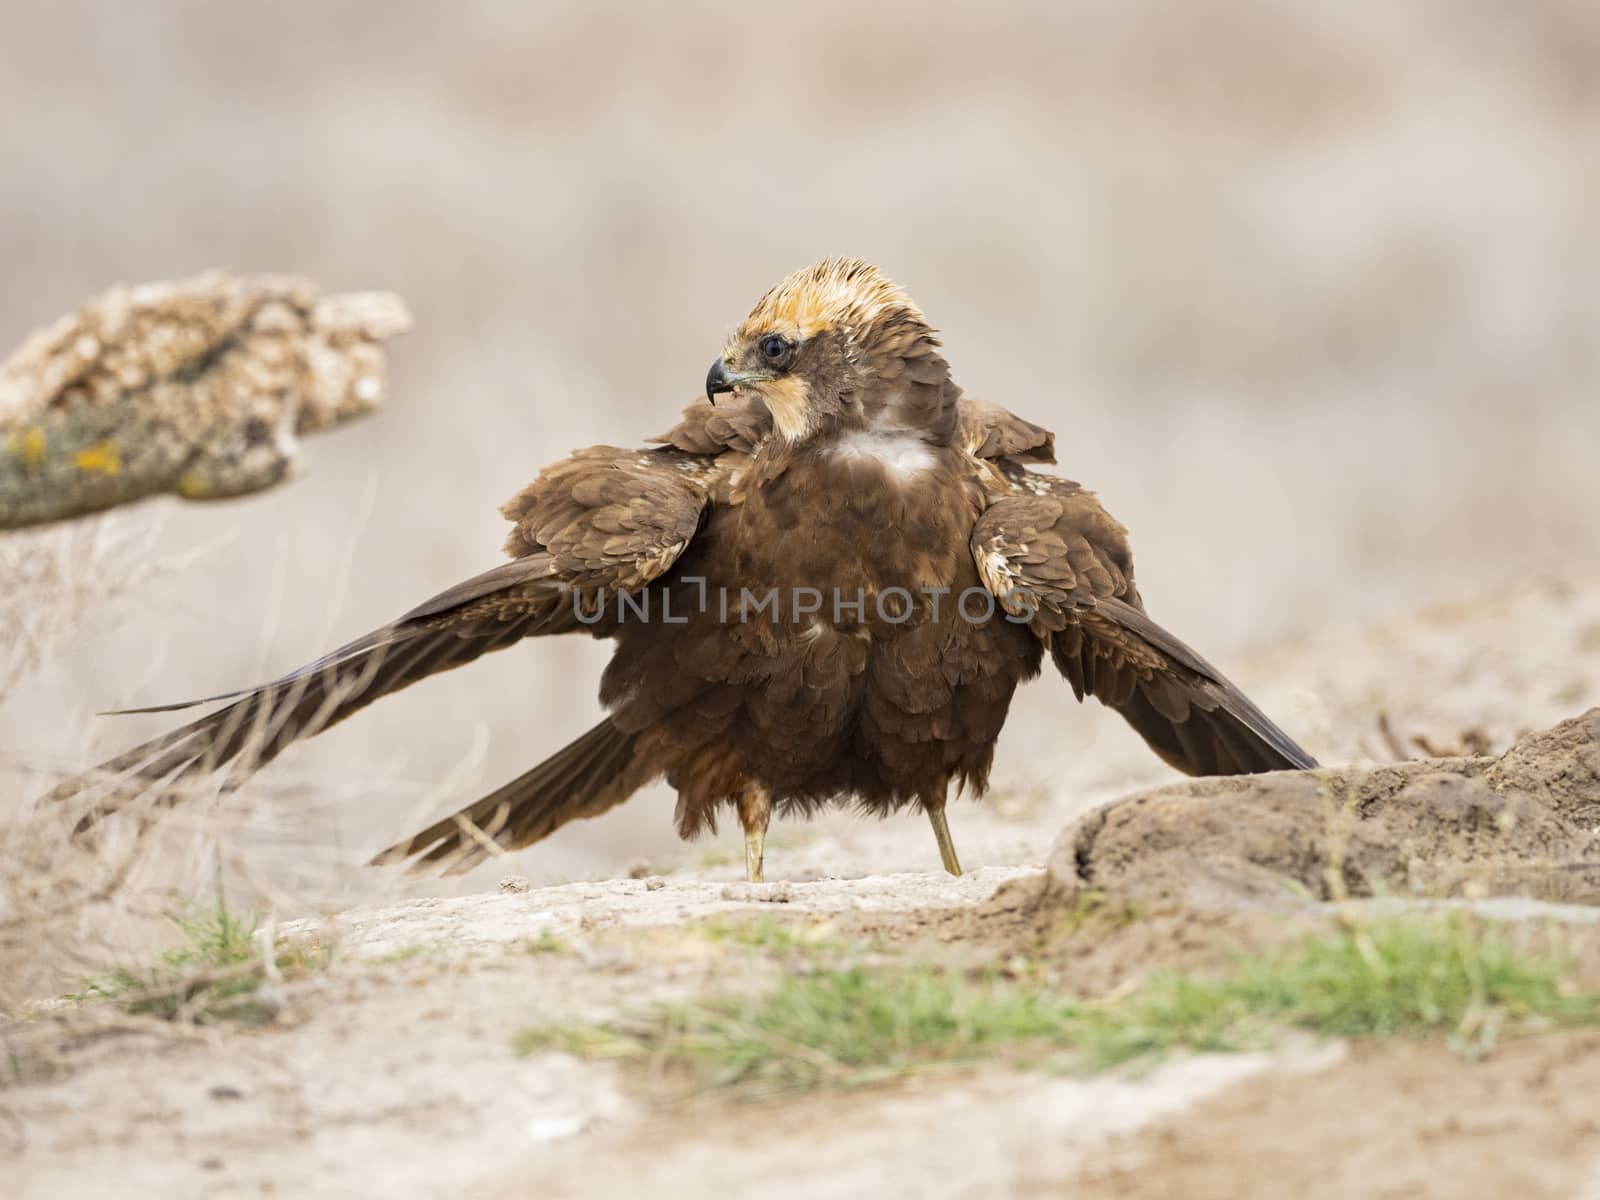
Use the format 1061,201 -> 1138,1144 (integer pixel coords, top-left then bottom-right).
827,430 -> 939,480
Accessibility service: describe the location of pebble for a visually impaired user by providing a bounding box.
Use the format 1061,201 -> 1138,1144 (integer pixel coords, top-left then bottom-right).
719,881 -> 795,904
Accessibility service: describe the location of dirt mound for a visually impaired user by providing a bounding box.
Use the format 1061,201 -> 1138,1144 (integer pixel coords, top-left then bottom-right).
1046,709 -> 1600,911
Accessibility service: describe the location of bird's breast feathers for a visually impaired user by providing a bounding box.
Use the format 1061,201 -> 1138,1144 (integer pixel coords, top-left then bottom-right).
824,429 -> 941,481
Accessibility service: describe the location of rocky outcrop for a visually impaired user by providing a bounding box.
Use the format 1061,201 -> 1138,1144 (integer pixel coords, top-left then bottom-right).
1048,709 -> 1600,911
0,273 -> 409,529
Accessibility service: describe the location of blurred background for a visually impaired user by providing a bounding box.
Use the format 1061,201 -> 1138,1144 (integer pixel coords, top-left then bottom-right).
2,0 -> 1597,894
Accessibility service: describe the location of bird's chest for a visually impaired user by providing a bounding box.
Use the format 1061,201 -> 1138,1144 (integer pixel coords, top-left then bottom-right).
721,439 -> 982,604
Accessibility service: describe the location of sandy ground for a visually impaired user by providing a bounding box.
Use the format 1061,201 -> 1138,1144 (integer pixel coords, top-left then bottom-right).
1071,1033 -> 1600,1200
6,570 -> 1600,1198
10,875 -> 1600,1199
5,0 -> 1599,891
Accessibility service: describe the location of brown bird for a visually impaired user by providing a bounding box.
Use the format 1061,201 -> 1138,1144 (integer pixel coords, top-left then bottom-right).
71,259 -> 1315,881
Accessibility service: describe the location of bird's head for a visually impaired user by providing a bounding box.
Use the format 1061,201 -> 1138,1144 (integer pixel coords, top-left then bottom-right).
705,259 -> 955,444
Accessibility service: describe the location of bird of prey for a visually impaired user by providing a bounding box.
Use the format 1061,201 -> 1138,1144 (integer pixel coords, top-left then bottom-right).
70,259 -> 1316,882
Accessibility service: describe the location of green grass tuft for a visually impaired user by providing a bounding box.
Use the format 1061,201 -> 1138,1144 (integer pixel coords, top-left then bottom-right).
696,915 -> 852,955
515,914 -> 1600,1092
68,903 -> 332,1025
1077,912 -> 1597,1067
523,929 -> 573,955
517,965 -> 1075,1089
375,943 -> 439,965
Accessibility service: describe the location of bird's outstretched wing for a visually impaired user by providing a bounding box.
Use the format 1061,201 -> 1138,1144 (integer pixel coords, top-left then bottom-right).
971,474 -> 1316,775
61,442 -> 730,820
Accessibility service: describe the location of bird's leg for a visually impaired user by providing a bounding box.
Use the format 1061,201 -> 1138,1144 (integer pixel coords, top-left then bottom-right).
737,783 -> 772,884
925,792 -> 963,877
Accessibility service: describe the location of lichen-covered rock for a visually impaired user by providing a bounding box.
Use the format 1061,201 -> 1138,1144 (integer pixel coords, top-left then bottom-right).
0,273 -> 410,529
1047,708 -> 1600,911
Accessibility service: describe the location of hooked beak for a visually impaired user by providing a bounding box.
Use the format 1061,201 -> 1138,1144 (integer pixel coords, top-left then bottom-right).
704,358 -> 770,405
705,358 -> 734,405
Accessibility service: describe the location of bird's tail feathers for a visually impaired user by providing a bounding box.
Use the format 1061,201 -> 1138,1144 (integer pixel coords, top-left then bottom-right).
369,718 -> 656,875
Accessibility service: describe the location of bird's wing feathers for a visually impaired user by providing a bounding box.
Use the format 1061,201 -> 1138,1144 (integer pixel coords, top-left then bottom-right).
110,556 -> 562,718
499,445 -> 713,589
971,476 -> 1316,775
971,482 -> 1136,616
652,396 -> 771,457
68,444 -> 725,813
955,396 -> 1056,464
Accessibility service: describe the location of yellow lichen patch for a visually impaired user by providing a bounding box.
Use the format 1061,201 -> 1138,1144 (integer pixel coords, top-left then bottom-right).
74,440 -> 122,475
9,426 -> 48,466
177,468 -> 213,498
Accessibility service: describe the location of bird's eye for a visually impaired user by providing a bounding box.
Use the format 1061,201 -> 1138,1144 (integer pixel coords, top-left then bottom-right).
759,333 -> 793,366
